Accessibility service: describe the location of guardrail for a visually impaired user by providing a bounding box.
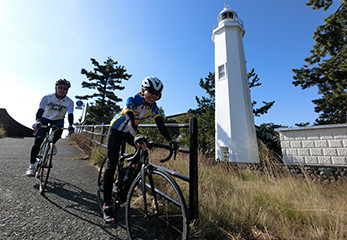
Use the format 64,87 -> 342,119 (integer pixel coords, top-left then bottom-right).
75,117 -> 198,221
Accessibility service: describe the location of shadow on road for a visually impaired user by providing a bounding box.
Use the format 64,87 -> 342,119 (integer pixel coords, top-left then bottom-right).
34,177 -> 128,239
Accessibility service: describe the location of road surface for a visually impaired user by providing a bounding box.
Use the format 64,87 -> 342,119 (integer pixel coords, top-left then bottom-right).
0,137 -> 128,240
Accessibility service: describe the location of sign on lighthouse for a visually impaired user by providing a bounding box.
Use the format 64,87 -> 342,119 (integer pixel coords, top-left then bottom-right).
212,5 -> 259,163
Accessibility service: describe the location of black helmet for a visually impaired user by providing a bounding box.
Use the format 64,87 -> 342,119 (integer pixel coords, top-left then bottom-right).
55,79 -> 71,88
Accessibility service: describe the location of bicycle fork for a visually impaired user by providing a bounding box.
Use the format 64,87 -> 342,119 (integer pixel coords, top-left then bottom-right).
141,164 -> 160,218
41,142 -> 52,168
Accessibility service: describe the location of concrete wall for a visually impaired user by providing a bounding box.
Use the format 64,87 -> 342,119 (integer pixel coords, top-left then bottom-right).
276,124 -> 347,166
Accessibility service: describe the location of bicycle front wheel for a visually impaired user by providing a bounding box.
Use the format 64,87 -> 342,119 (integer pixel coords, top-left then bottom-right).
38,142 -> 53,194
35,141 -> 46,178
126,168 -> 189,240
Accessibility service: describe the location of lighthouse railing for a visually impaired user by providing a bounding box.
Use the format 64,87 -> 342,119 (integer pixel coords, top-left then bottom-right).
213,16 -> 244,30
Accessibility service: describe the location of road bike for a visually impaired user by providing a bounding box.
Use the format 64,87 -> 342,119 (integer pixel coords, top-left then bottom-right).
97,142 -> 189,240
34,124 -> 67,194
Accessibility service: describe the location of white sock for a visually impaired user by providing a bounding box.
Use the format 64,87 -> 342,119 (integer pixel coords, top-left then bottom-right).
30,164 -> 35,169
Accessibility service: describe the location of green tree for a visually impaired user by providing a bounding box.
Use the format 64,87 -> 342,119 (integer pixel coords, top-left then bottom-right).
248,68 -> 275,117
189,72 -> 215,156
292,1 -> 347,124
76,57 -> 131,124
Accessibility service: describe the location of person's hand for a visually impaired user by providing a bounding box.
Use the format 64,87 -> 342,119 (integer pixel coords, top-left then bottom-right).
134,134 -> 148,151
68,126 -> 74,136
32,121 -> 41,134
169,140 -> 179,154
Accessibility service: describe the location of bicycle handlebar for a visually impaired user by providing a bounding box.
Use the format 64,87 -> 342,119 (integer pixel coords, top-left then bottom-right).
147,142 -> 174,163
123,142 -> 176,164
33,123 -> 72,136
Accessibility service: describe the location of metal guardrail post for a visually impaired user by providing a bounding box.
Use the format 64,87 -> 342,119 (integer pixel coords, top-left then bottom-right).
100,123 -> 105,145
189,117 -> 198,220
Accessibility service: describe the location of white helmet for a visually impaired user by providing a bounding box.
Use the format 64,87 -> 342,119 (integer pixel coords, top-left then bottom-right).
142,76 -> 163,92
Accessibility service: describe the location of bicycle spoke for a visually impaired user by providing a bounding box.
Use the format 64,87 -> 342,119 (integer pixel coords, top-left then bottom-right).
96,157 -> 120,216
126,169 -> 188,240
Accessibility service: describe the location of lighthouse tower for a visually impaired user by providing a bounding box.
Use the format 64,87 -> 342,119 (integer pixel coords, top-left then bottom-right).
212,5 -> 259,163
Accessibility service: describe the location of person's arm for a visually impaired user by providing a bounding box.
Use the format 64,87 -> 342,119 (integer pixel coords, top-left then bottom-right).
125,111 -> 148,149
125,111 -> 140,136
155,116 -> 172,142
155,116 -> 179,152
68,113 -> 74,126
68,113 -> 74,134
35,108 -> 44,121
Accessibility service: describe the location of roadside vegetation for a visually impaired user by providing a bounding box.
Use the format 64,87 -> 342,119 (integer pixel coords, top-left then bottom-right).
0,127 -> 6,138
71,133 -> 347,240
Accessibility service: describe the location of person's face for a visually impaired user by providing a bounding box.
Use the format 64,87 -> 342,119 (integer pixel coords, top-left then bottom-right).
55,85 -> 69,98
143,88 -> 160,104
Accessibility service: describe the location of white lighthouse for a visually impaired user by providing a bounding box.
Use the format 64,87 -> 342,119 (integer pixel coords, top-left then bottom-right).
212,5 -> 259,163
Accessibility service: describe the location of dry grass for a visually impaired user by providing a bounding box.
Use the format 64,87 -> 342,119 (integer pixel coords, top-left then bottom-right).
150,147 -> 347,240
72,133 -> 347,239
0,126 -> 6,138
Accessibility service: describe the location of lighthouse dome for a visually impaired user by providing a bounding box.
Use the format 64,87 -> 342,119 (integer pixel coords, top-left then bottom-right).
214,4 -> 244,29
217,6 -> 236,22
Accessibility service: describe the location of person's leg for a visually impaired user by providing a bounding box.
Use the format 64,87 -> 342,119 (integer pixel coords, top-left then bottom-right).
52,119 -> 64,144
27,119 -> 48,176
102,128 -> 125,223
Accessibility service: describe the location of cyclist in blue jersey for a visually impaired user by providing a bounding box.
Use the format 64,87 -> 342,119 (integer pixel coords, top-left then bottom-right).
102,76 -> 179,224
26,79 -> 75,176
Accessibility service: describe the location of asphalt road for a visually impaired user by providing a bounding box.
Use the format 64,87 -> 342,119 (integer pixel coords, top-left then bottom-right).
0,137 -> 128,240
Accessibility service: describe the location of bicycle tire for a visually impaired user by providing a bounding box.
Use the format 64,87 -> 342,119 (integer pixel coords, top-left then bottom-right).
96,157 -> 120,216
35,140 -> 47,178
38,142 -> 53,194
96,156 -> 107,212
126,167 -> 189,240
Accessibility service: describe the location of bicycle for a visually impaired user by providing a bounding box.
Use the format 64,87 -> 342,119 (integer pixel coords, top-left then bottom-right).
34,124 -> 68,194
96,142 -> 189,240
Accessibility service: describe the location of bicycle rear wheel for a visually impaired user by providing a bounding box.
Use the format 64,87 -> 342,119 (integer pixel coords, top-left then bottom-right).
96,157 -> 107,211
38,142 -> 53,194
126,168 -> 189,240
96,157 -> 120,215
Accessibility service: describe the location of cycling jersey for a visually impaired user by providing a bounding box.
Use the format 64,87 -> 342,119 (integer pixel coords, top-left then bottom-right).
39,93 -> 74,121
110,94 -> 161,132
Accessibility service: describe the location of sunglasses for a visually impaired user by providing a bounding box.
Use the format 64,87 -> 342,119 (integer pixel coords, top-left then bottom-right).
57,86 -> 68,91
145,88 -> 161,97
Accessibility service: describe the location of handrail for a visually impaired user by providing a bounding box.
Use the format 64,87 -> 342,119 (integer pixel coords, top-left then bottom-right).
75,117 -> 198,221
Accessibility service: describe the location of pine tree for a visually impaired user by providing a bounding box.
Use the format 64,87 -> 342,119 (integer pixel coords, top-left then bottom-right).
292,1 -> 347,124
76,57 -> 131,124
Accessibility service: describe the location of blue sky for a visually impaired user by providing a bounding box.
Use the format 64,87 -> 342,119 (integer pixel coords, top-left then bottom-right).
0,0 -> 341,129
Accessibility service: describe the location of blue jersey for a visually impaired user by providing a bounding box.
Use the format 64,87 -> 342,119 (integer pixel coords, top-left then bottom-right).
110,94 -> 161,132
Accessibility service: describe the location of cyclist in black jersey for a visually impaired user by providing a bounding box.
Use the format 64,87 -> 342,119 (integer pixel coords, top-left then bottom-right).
102,76 -> 179,224
26,79 -> 75,176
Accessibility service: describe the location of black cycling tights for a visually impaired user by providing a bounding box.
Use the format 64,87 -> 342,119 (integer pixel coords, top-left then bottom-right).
103,128 -> 135,206
29,129 -> 62,164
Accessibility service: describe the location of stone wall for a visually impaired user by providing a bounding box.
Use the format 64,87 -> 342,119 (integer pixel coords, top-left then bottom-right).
276,124 -> 347,167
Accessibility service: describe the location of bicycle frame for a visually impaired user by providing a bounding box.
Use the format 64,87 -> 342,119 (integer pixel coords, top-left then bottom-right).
35,124 -> 67,194
38,126 -> 61,166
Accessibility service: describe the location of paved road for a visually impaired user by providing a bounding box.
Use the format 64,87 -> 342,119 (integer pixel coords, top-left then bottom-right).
0,137 -> 128,240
